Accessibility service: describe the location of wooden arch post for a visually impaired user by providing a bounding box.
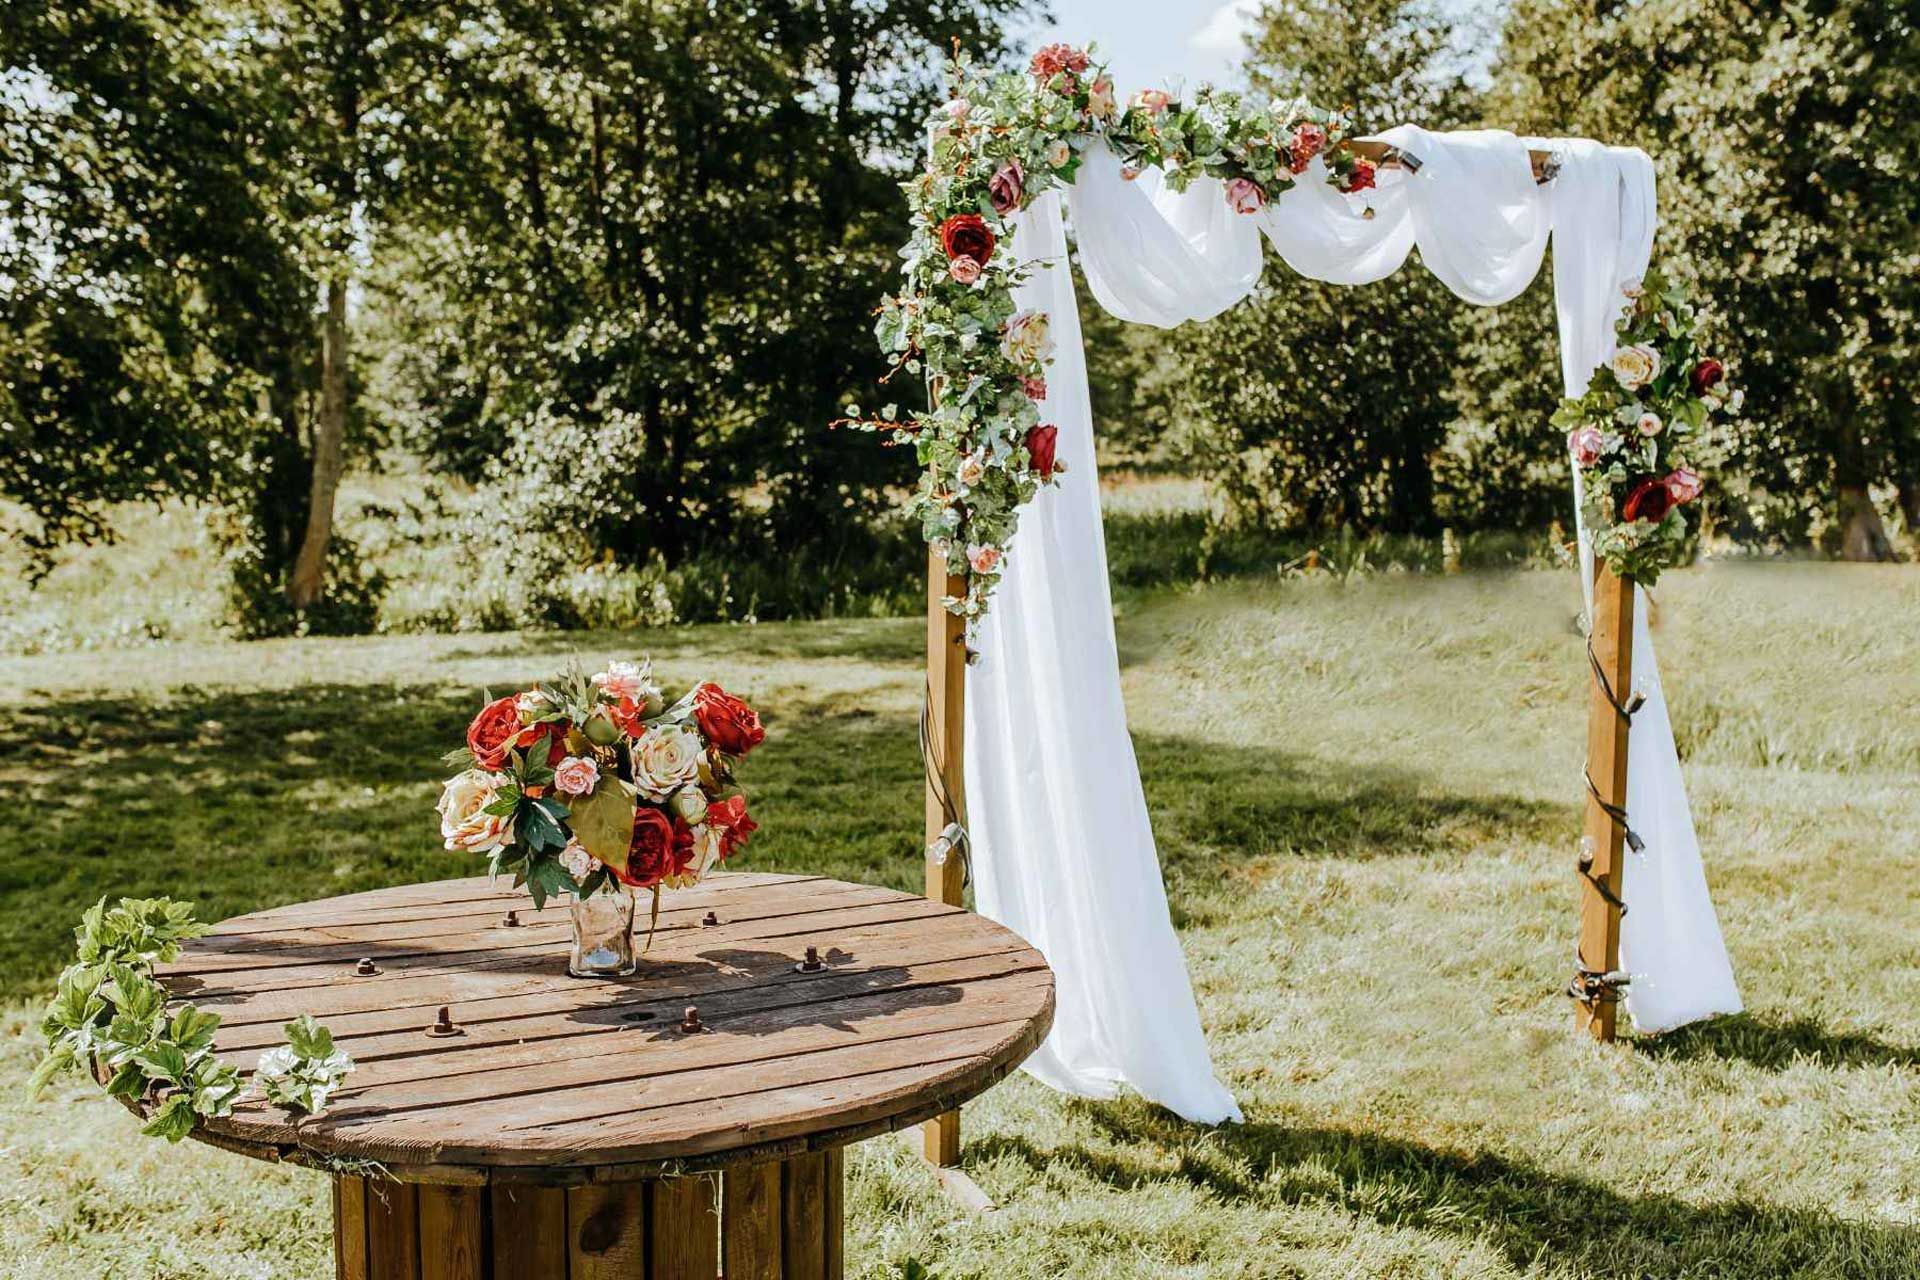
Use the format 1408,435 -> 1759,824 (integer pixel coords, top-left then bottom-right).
1574,563 -> 1634,1040
921,548 -> 970,1163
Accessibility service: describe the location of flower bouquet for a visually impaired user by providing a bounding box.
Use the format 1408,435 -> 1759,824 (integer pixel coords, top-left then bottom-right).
437,658 -> 763,975
1554,270 -> 1740,584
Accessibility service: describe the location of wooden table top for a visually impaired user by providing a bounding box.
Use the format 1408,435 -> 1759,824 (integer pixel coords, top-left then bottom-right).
153,872 -> 1053,1185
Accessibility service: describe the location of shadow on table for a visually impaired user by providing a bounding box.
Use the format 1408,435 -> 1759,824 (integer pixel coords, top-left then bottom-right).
968,1109 -> 1920,1279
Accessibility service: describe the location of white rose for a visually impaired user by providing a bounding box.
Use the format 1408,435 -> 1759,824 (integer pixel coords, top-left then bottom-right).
1046,138 -> 1072,168
1636,411 -> 1663,437
690,823 -> 728,878
629,727 -> 704,801
956,451 -> 987,488
1001,310 -> 1054,366
437,769 -> 513,854
1609,343 -> 1660,391
671,788 -> 709,826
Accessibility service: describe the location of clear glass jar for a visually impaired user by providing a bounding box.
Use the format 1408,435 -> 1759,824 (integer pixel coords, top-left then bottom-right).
568,888 -> 637,977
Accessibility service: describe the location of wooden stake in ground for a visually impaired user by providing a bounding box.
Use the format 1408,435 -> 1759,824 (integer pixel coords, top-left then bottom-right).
922,547 -> 969,1163
1575,564 -> 1635,1041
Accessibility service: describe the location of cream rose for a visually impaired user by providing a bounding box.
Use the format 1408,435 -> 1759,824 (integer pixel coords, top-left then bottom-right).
1045,138 -> 1072,168
437,769 -> 513,855
956,451 -> 987,488
1636,411 -> 1664,437
967,544 -> 1003,575
1610,343 -> 1660,391
1001,310 -> 1054,366
559,838 -> 595,880
630,726 -> 704,801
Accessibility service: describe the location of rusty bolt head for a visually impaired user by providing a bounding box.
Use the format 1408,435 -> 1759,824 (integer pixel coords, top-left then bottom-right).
355,958 -> 380,977
702,910 -> 719,927
426,1006 -> 464,1038
680,1005 -> 705,1034
794,945 -> 825,974
502,909 -> 520,928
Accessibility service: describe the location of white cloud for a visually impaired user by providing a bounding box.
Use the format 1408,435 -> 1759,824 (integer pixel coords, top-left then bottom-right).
1188,0 -> 1260,56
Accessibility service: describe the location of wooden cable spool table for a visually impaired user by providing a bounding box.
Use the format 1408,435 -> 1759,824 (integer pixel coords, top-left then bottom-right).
150,872 -> 1054,1279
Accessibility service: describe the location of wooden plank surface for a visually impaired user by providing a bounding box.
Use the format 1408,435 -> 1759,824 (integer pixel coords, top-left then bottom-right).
489,1185 -> 565,1277
335,1175 -> 371,1280
156,873 -> 1052,1180
417,1184 -> 484,1280
649,1176 -> 719,1280
722,1161 -> 783,1280
365,1180 -> 420,1279
567,1182 -> 646,1280
781,1152 -> 830,1280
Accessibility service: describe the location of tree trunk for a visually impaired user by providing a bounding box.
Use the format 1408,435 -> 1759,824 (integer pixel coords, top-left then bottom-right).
289,276 -> 348,607
1837,485 -> 1895,562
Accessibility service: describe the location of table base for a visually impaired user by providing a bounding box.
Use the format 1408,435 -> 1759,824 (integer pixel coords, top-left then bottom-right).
332,1150 -> 844,1279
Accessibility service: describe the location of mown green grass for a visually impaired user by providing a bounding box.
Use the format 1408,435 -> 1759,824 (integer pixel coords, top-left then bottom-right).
1,563 -> 1915,1278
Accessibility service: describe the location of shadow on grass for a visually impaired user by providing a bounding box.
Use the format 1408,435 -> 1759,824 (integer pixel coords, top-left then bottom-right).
1636,1012 -> 1920,1072
973,1111 -> 1920,1279
4,680 -> 1564,999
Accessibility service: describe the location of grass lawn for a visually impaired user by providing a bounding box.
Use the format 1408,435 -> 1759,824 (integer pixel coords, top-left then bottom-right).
1,562 -> 1915,1278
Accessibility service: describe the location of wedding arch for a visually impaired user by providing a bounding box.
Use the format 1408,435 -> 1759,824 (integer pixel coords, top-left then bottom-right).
845,46 -> 1743,1166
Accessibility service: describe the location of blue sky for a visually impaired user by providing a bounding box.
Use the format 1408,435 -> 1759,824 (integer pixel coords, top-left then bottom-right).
1021,1 -> 1504,95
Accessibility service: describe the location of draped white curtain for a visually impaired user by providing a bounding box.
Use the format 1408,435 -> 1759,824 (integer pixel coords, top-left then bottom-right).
966,129 -> 1740,1126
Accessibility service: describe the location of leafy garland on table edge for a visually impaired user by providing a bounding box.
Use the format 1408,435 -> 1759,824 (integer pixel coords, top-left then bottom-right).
31,897 -> 355,1142
842,42 -> 1738,620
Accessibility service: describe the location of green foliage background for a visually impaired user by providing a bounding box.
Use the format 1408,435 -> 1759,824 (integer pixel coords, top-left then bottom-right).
3,0 -> 1917,642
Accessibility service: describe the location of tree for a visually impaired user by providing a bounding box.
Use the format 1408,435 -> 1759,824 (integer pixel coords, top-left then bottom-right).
1490,0 -> 1920,558
1165,0 -> 1486,536
0,0 -> 309,570
371,0 -> 1032,622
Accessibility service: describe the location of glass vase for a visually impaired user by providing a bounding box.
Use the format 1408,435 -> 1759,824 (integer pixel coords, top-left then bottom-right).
568,887 -> 637,978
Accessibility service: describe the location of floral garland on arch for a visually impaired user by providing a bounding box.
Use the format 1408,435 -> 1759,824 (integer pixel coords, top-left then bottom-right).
1555,270 -> 1741,584
843,44 -> 1375,620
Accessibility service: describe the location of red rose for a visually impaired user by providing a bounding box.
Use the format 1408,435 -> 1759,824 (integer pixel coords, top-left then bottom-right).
1343,158 -> 1377,193
692,683 -> 765,757
707,794 -> 758,861
515,717 -> 570,767
621,806 -> 696,888
939,214 -> 995,266
1025,424 -> 1059,477
1690,358 -> 1725,396
466,696 -> 524,771
1622,477 -> 1673,524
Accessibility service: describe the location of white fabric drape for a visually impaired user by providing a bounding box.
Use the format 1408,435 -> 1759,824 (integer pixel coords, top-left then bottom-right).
966,129 -> 1740,1125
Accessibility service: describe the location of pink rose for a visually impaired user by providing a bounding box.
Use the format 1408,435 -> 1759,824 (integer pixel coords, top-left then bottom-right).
553,755 -> 600,797
1636,411 -> 1664,437
988,159 -> 1025,214
949,255 -> 982,285
1021,375 -> 1048,401
1290,123 -> 1328,172
967,544 -> 1003,575
1567,426 -> 1604,468
1131,89 -> 1171,114
1225,177 -> 1265,215
1029,43 -> 1090,81
1665,467 -> 1703,505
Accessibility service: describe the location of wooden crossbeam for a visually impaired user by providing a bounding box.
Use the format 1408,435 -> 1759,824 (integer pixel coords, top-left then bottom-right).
1346,139 -> 1561,185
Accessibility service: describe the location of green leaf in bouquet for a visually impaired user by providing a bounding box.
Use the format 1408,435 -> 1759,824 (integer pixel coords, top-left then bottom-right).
526,856 -> 575,912
568,777 -> 638,871
169,1006 -> 222,1054
520,798 -> 569,854
483,786 -> 522,818
441,746 -> 476,770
